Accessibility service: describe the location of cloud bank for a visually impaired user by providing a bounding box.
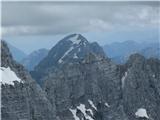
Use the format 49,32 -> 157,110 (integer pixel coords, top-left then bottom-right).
2,1 -> 160,36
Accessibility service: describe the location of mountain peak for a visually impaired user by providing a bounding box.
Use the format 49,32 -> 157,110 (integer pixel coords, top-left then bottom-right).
63,33 -> 88,46
31,34 -> 106,84
68,34 -> 81,44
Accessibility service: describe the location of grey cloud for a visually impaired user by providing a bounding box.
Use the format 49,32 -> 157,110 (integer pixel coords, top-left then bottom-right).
2,1 -> 160,36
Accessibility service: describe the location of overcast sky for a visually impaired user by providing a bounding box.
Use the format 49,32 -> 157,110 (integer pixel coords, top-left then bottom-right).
2,1 -> 160,54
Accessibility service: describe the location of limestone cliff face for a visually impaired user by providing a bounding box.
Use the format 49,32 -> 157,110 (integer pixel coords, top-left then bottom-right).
43,53 -> 125,120
41,34 -> 160,120
43,52 -> 160,120
1,41 -> 56,120
121,54 -> 160,120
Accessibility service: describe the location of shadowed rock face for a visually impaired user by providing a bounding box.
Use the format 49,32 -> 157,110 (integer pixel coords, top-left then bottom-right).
31,33 -> 106,85
1,41 -> 56,120
43,53 -> 125,120
43,52 -> 160,120
121,54 -> 160,120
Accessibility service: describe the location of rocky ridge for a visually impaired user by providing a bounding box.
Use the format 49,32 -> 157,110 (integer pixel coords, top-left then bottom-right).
1,41 -> 56,120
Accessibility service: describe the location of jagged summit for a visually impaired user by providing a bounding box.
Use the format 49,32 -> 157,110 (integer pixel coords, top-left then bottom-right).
126,53 -> 146,68
59,33 -> 89,48
31,33 -> 105,85
63,33 -> 88,42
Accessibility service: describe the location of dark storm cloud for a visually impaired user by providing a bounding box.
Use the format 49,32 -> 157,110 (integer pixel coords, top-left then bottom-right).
2,1 -> 160,36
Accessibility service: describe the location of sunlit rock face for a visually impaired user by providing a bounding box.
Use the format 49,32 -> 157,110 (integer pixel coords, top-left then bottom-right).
1,41 -> 56,120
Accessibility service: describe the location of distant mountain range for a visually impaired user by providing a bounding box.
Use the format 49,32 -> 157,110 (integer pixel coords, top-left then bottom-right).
140,46 -> 160,59
1,34 -> 160,120
7,39 -> 159,69
7,42 -> 27,62
103,40 -> 160,64
20,48 -> 49,71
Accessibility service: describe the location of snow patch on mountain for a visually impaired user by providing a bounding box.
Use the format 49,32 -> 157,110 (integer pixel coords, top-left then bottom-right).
86,108 -> 94,116
58,59 -> 63,64
70,103 -> 95,120
77,104 -> 94,120
88,100 -> 97,110
69,34 -> 81,45
1,67 -> 22,85
121,72 -> 127,88
69,109 -> 80,120
58,46 -> 74,63
105,102 -> 110,108
73,53 -> 78,59
135,108 -> 149,119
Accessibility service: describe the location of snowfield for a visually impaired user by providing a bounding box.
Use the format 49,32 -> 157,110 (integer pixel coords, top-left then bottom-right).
135,108 -> 149,119
1,67 -> 22,85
